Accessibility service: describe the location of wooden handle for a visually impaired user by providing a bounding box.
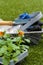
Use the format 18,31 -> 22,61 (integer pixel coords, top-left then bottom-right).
0,21 -> 14,26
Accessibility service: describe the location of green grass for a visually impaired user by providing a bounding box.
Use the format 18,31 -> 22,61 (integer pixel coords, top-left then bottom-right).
20,39 -> 43,65
0,0 -> 43,20
0,0 -> 43,65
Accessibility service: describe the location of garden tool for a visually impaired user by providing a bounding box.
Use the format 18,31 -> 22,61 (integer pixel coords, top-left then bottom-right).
0,12 -> 43,44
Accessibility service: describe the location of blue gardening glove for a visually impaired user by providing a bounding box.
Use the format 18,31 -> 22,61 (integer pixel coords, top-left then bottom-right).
19,13 -> 31,19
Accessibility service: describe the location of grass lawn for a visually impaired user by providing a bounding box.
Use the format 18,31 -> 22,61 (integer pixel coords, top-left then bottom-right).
0,0 -> 43,65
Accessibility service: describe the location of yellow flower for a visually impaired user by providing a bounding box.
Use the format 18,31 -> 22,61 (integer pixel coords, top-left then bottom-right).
18,31 -> 24,36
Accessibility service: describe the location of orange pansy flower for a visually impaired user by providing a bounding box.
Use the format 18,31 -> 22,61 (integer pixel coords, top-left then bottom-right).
0,32 -> 4,36
18,31 -> 24,36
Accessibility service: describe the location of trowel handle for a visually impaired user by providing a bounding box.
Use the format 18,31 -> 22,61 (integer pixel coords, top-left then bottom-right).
0,21 -> 15,26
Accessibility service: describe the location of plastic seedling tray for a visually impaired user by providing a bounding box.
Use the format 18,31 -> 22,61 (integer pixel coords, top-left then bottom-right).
0,49 -> 28,65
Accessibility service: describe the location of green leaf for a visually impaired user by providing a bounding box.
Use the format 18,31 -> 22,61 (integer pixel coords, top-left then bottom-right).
20,45 -> 29,50
0,46 -> 7,56
13,37 -> 21,42
3,57 -> 10,65
12,50 -> 20,58
3,34 -> 10,38
4,51 -> 11,58
8,43 -> 20,50
24,39 -> 30,43
0,39 -> 6,45
13,57 -> 18,61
